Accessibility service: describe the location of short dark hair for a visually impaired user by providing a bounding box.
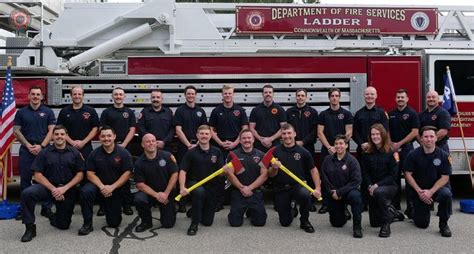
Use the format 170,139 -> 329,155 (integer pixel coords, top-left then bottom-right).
29,86 -> 42,93
100,125 -> 116,135
396,88 -> 408,95
53,125 -> 68,134
334,134 -> 347,144
262,84 -> 274,92
420,125 -> 437,136
328,88 -> 340,98
184,85 -> 197,94
296,89 -> 307,95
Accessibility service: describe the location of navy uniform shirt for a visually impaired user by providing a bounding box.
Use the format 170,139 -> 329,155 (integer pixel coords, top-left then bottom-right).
272,144 -> 314,186
86,145 -> 133,185
226,147 -> 264,187
321,153 -> 361,197
100,106 -> 136,143
14,104 -> 56,145
180,145 -> 224,185
209,103 -> 249,141
137,106 -> 174,144
318,107 -> 353,146
174,104 -> 207,142
388,106 -> 420,143
360,150 -> 398,189
57,104 -> 99,141
134,151 -> 178,192
286,104 -> 318,148
353,105 -> 388,146
418,106 -> 451,146
249,102 -> 287,138
404,147 -> 451,190
31,145 -> 84,186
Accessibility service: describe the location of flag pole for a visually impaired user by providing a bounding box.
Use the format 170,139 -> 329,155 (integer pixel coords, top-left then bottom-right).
447,66 -> 474,189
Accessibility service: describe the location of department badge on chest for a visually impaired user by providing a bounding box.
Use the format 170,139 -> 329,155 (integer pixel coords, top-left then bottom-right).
338,113 -> 344,120
233,110 -> 240,117
211,155 -> 217,163
38,112 -> 46,118
271,108 -> 278,115
341,164 -> 347,170
113,156 -> 121,164
402,114 -> 410,120
293,153 -> 301,161
253,156 -> 261,163
196,111 -> 203,117
431,114 -> 437,121
82,112 -> 90,120
304,111 -> 311,118
159,159 -> 167,167
433,158 -> 441,166
123,112 -> 129,119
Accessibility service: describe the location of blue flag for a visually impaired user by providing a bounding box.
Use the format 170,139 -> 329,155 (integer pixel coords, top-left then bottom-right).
442,68 -> 457,115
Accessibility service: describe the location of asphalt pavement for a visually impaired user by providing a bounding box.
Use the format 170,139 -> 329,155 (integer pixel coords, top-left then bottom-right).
1,197 -> 473,254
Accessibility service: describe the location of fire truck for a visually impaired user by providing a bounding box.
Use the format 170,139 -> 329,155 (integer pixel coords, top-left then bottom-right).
1,0 -> 474,183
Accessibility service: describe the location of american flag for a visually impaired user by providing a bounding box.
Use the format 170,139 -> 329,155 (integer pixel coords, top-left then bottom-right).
1,62 -> 16,198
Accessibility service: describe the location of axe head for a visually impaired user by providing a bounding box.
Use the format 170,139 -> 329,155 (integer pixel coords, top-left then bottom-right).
228,151 -> 245,175
259,146 -> 276,169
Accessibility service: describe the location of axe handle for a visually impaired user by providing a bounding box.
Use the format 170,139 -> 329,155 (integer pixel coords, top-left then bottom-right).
175,162 -> 232,201
272,158 -> 323,201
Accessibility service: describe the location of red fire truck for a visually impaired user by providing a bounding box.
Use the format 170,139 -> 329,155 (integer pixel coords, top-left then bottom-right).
1,1 -> 473,184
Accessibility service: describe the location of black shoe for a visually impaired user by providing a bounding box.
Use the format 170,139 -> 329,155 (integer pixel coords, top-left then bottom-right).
291,201 -> 298,218
186,208 -> 192,218
318,205 -> 328,214
21,224 -> 36,242
300,221 -> 315,233
379,223 -> 391,238
135,222 -> 153,233
40,207 -> 53,219
345,207 -> 352,220
123,206 -> 134,216
388,205 -> 405,222
177,203 -> 187,213
404,203 -> 414,219
187,223 -> 198,236
439,221 -> 452,237
97,207 -> 105,217
353,222 -> 363,238
309,203 -> 317,212
78,223 -> 94,236
15,212 -> 22,221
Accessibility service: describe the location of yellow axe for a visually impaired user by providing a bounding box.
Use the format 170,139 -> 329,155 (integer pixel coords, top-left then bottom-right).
175,151 -> 244,201
260,146 -> 322,201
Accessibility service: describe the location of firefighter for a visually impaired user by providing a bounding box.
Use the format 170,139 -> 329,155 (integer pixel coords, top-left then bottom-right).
224,129 -> 267,227
249,84 -> 287,152
286,89 -> 319,212
133,134 -> 178,232
404,126 -> 453,237
320,134 -> 363,238
20,126 -> 84,242
137,89 -> 175,152
418,90 -> 451,153
57,86 -> 99,160
100,87 -> 136,216
13,86 -> 56,220
78,126 -> 133,235
360,124 -> 398,238
317,88 -> 353,214
388,89 -> 420,215
178,125 -> 224,236
268,123 -> 321,233
209,84 -> 249,211
353,86 -> 388,211
175,85 -> 208,213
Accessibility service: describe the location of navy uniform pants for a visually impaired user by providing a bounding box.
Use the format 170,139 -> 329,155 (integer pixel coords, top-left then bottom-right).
21,184 -> 78,229
189,183 -> 217,226
368,185 -> 397,227
274,185 -> 311,226
228,189 -> 267,227
80,182 -> 124,227
134,191 -> 176,228
412,186 -> 452,229
327,189 -> 363,227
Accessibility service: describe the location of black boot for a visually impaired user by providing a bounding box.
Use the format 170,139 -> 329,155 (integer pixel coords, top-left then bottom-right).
40,207 -> 53,219
379,223 -> 391,238
21,224 -> 36,242
404,202 -> 414,219
318,204 -> 328,214
97,205 -> 105,217
187,223 -> 198,236
439,220 -> 452,237
78,222 -> 94,236
353,220 -> 363,238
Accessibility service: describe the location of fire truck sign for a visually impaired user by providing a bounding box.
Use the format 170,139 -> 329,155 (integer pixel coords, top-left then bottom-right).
236,6 -> 438,35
